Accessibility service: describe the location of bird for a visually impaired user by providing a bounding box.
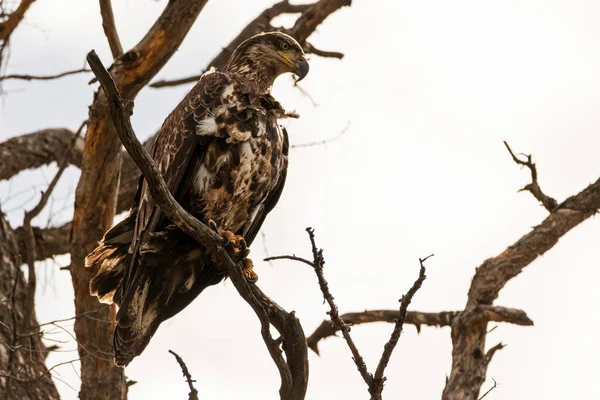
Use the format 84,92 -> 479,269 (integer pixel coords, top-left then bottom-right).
85,31 -> 309,367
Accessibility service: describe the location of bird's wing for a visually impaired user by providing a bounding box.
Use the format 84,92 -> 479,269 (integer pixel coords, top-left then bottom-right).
242,126 -> 290,245
118,71 -> 231,317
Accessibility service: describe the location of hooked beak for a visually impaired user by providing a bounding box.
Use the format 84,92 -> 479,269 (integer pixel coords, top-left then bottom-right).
293,55 -> 309,82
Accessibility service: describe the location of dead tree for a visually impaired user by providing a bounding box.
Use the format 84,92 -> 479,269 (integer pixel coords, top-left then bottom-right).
1,1 -> 599,399
0,1 -> 352,399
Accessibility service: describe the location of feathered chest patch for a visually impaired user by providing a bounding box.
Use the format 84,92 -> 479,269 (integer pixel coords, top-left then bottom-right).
188,82 -> 291,233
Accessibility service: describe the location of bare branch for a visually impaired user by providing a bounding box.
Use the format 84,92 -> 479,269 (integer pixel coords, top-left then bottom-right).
485,343 -> 505,364
15,221 -> 72,261
478,378 -> 498,400
0,68 -> 90,82
150,0 -> 313,88
0,128 -> 84,181
370,255 -> 429,399
478,305 -> 533,326
304,42 -> 344,59
87,50 -> 308,400
504,141 -> 558,211
307,309 -> 455,354
304,227 -> 374,388
99,0 -> 123,60
443,160 -> 600,399
168,350 -> 199,400
150,0 -> 351,89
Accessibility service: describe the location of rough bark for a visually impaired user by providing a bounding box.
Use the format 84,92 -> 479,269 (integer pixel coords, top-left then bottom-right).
0,214 -> 59,400
69,1 -> 209,399
0,128 -> 83,181
15,222 -> 72,262
442,178 -> 600,400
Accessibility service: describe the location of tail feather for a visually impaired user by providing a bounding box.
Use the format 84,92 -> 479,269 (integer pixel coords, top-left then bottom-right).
86,214 -> 135,306
113,229 -> 225,366
88,221 -> 227,367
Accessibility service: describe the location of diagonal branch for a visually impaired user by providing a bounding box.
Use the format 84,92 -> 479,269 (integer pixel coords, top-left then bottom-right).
304,227 -> 374,388
0,0 -> 36,41
87,49 -> 308,400
149,0 -> 313,88
99,0 -> 123,60
150,0 -> 351,88
370,255 -> 429,399
443,144 -> 600,399
504,141 -> 558,211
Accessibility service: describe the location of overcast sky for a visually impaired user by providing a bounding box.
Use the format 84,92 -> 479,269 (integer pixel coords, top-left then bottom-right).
1,0 -> 600,399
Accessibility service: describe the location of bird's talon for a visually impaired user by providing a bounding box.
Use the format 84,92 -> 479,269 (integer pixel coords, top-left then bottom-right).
243,258 -> 258,282
208,219 -> 220,234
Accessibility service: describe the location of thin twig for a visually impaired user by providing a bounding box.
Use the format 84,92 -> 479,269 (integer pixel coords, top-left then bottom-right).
478,378 -> 498,400
370,255 -> 430,398
264,254 -> 314,267
169,350 -> 199,400
503,141 -> 558,211
291,122 -> 349,148
0,68 -> 90,82
99,0 -> 123,59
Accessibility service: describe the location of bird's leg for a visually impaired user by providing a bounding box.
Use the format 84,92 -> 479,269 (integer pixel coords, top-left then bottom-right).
207,219 -> 257,282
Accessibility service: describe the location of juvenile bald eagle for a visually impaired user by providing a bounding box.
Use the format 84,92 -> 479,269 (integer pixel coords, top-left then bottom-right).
85,32 -> 309,367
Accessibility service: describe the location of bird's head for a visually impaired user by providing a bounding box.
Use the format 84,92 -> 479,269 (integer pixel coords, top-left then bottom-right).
225,32 -> 309,92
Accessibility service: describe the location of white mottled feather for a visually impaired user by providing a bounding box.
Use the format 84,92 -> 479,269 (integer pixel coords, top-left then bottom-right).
196,116 -> 217,136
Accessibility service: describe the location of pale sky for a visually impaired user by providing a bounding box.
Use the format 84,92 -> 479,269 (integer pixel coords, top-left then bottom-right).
1,0 -> 600,399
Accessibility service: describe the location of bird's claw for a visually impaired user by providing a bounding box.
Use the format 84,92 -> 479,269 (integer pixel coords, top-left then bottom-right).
207,220 -> 257,281
243,258 -> 258,283
208,219 -> 220,235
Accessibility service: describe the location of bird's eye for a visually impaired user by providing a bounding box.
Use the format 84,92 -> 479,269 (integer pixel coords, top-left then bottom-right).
281,42 -> 290,50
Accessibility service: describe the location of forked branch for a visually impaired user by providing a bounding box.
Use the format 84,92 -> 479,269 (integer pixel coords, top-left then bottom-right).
503,141 -> 558,211
267,228 -> 429,400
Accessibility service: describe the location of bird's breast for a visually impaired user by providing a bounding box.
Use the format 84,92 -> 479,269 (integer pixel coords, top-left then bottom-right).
190,113 -> 286,233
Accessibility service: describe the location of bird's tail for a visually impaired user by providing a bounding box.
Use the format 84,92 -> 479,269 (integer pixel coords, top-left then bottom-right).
113,227 -> 226,367
86,214 -> 135,305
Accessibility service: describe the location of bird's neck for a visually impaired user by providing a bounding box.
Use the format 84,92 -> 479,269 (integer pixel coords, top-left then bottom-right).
225,59 -> 278,94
